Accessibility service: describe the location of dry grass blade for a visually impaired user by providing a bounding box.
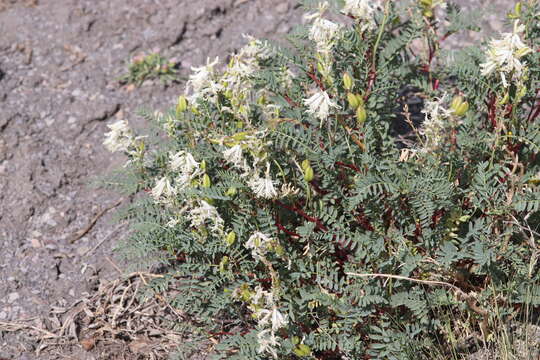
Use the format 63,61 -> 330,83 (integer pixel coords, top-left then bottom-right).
0,272 -> 188,359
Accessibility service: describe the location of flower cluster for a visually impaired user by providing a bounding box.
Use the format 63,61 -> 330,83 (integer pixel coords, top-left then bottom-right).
248,286 -> 288,358
420,96 -> 455,151
341,0 -> 377,32
103,120 -> 137,154
480,20 -> 532,88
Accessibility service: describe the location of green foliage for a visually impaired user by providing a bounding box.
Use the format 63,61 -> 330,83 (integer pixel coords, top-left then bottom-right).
106,0 -> 540,358
119,52 -> 178,86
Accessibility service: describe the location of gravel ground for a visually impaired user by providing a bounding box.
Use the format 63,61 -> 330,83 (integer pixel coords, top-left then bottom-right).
0,0 -> 525,359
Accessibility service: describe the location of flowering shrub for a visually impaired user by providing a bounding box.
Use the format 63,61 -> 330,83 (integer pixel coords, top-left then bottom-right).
105,0 -> 540,358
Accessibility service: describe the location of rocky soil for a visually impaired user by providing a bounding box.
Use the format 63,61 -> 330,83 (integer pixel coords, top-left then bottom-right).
0,0 -> 521,359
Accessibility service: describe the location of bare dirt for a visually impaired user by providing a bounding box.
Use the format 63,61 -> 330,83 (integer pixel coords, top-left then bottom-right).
0,0 -> 516,359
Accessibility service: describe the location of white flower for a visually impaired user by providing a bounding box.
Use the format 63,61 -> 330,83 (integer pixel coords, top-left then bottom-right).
257,307 -> 288,331
222,144 -> 245,169
245,231 -> 273,260
257,329 -> 280,358
103,120 -> 133,153
304,90 -> 339,121
151,177 -> 175,201
169,151 -> 199,174
420,97 -> 454,151
309,17 -> 341,54
186,57 -> 222,99
249,164 -> 278,199
251,285 -> 274,306
341,0 -> 376,32
188,200 -> 224,236
280,183 -> 299,198
480,20 -> 532,87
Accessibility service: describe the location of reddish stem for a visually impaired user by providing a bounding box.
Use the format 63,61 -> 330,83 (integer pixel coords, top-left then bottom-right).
275,200 -> 328,232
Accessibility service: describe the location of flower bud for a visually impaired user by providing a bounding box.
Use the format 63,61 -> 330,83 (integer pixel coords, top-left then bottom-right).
219,256 -> 229,273
343,72 -> 353,90
455,102 -> 469,117
293,344 -> 312,357
304,166 -> 314,182
226,187 -> 237,197
301,159 -> 311,171
450,96 -> 469,116
356,105 -> 367,126
202,174 -> 211,188
274,244 -> 285,256
200,160 -> 207,171
225,231 -> 236,246
499,92 -> 509,105
176,95 -> 188,116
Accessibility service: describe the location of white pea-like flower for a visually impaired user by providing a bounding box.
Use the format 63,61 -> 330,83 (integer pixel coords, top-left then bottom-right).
151,177 -> 176,201
420,97 -> 454,151
249,163 -> 278,199
309,17 -> 341,54
304,90 -> 339,121
341,0 -> 376,32
188,200 -> 224,236
480,20 -> 532,87
245,231 -> 273,260
186,57 -> 222,99
103,120 -> 133,153
169,151 -> 199,174
222,144 -> 245,169
257,329 -> 280,359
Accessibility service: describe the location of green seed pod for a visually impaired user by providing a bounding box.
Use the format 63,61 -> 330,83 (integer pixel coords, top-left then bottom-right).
293,344 -> 312,357
343,72 -> 353,90
301,159 -> 311,171
304,166 -> 314,182
455,101 -> 469,117
202,174 -> 211,188
499,92 -> 509,105
219,256 -> 229,273
225,231 -> 236,246
356,105 -> 367,126
176,95 -> 188,116
347,93 -> 360,109
450,96 -> 463,112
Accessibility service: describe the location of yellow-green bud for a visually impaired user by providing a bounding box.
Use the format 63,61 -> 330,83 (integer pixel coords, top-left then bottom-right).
202,174 -> 211,188
343,72 -> 353,90
301,159 -> 311,171
225,187 -> 237,197
304,166 -> 314,182
291,336 -> 300,345
225,231 -> 236,246
293,344 -> 312,357
274,244 -> 285,256
219,256 -> 229,273
232,132 -> 248,141
515,2 -> 522,16
347,93 -> 360,109
450,96 -> 469,117
455,102 -> 469,117
450,96 -> 463,111
176,95 -> 188,116
200,160 -> 207,171
356,105 -> 367,126
499,92 -> 509,105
